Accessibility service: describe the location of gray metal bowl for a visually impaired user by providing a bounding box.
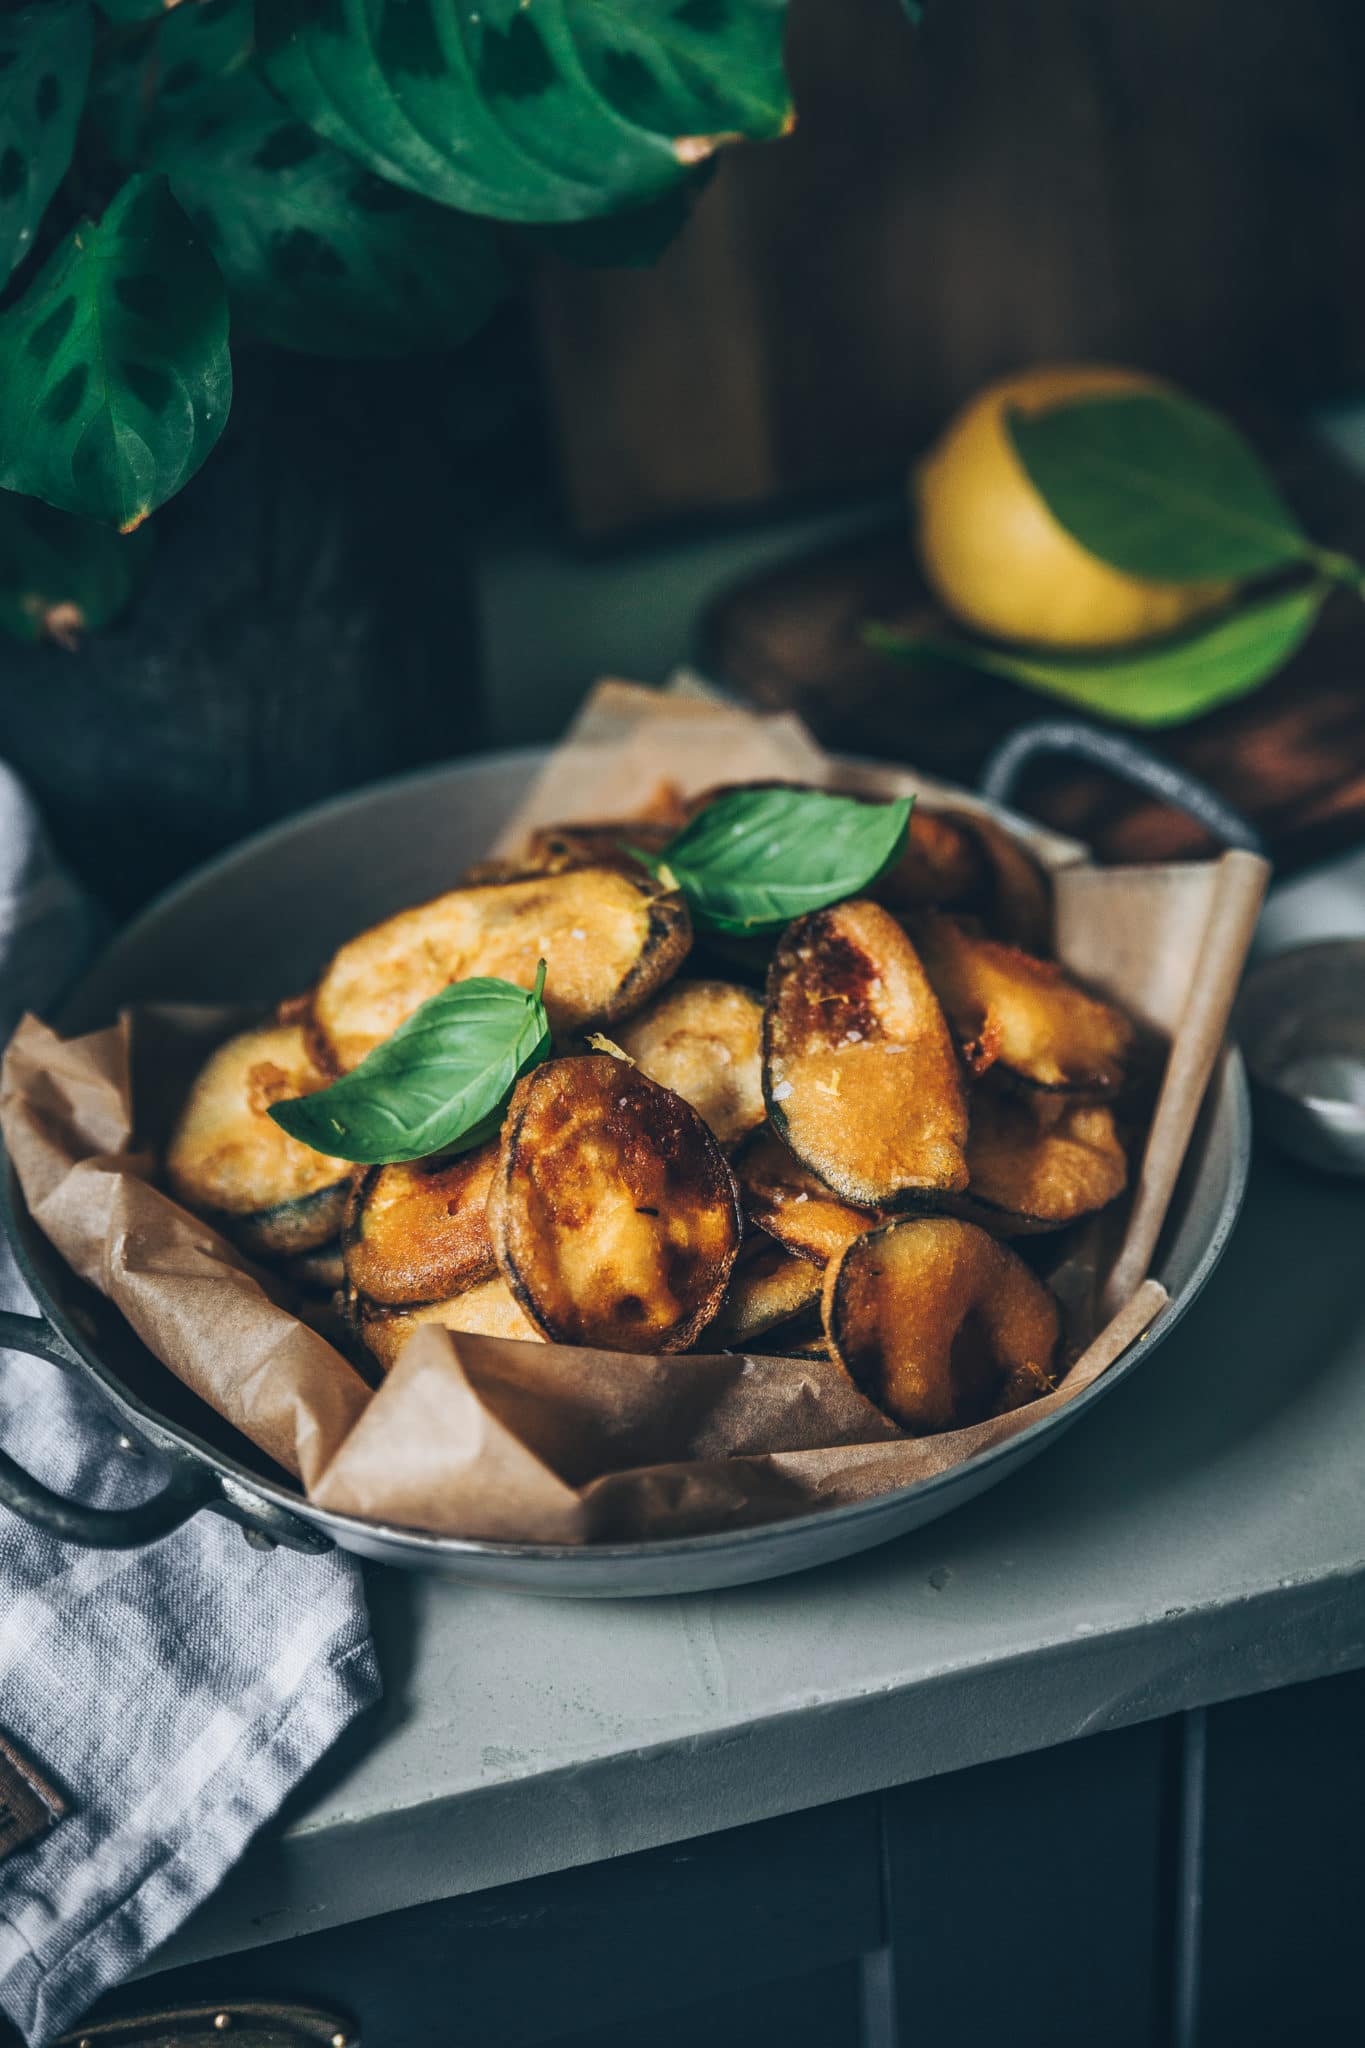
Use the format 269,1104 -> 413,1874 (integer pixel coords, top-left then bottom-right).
0,747 -> 1252,1594
1236,939 -> 1365,1177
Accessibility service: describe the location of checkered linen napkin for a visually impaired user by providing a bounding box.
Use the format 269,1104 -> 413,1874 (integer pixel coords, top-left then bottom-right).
0,762 -> 380,2046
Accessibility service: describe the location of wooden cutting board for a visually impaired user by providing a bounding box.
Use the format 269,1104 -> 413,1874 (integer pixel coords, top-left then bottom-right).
700,431 -> 1365,873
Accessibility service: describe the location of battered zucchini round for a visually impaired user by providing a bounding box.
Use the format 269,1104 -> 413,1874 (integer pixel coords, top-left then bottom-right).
358,1279 -> 545,1372
164,1021 -> 350,1256
313,865 -> 691,1072
763,899 -> 969,1206
823,1215 -> 1060,1434
733,1125 -> 879,1266
961,1089 -> 1127,1233
710,1236 -> 823,1345
488,1054 -> 742,1353
871,807 -> 985,912
914,912 -> 1133,1094
344,1144 -> 499,1307
614,979 -> 765,1151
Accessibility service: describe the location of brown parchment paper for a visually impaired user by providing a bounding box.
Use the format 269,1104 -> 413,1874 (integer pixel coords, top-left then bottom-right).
0,684 -> 1269,1544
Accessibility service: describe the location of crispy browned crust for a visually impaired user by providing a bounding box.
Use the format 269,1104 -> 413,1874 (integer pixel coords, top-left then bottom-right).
955,1089 -> 1128,1234
913,911 -> 1134,1095
942,810 -> 1053,952
164,1020 -> 351,1252
343,1144 -> 499,1307
358,1279 -> 545,1372
763,900 -> 969,1206
313,865 -> 692,1072
614,979 -> 765,1150
733,1125 -> 879,1266
489,1054 -> 742,1353
823,1215 -> 1060,1434
870,807 -> 986,913
461,819 -> 676,887
709,1236 -> 823,1344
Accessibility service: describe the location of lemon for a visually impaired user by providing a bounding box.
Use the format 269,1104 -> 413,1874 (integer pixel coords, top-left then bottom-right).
913,364 -> 1234,649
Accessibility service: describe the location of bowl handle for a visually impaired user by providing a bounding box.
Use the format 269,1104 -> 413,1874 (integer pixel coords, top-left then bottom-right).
0,1309 -> 330,1554
978,718 -> 1268,857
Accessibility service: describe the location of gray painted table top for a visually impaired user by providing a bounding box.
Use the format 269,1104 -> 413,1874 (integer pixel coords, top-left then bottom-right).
142,847 -> 1365,1977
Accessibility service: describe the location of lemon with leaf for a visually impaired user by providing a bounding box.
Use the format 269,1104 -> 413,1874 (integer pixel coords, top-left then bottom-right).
913,365 -> 1235,649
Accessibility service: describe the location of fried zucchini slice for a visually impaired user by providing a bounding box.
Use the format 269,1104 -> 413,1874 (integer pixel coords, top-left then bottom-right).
914,913 -> 1133,1094
282,1241 -> 346,1294
344,1145 -> 498,1307
871,807 -> 986,912
962,1091 -> 1127,1234
748,1312 -> 833,1361
710,1237 -> 823,1345
948,810 -> 1053,952
164,1021 -> 350,1256
359,1279 -> 545,1372
764,900 -> 969,1206
489,1054 -> 741,1352
824,1215 -> 1060,1433
313,865 -> 691,1071
462,818 -> 675,886
734,1125 -> 879,1266
613,979 -> 765,1150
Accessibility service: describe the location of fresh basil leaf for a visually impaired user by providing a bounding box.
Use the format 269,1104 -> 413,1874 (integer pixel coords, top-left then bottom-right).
866,581 -> 1326,730
270,968 -> 551,1164
0,2 -> 91,286
144,66 -> 504,356
0,488 -> 151,645
652,787 -> 914,933
0,174 -> 231,531
1004,391 -> 1315,585
258,0 -> 792,225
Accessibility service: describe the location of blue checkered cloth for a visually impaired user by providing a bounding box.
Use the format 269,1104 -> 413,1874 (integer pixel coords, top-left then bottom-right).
0,763 -> 380,2046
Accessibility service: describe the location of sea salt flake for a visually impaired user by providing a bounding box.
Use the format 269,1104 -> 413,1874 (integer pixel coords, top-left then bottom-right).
771,1080 -> 794,1101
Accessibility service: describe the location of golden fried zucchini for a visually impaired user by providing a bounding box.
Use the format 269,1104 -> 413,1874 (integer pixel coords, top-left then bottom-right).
734,1125 -> 879,1266
914,913 -> 1133,1094
710,1237 -> 823,1345
462,818 -> 675,886
164,1021 -> 350,1256
961,1090 -> 1127,1233
613,979 -> 765,1150
748,1313 -> 833,1361
489,1055 -> 741,1352
871,807 -> 985,912
823,1215 -> 1060,1433
282,1242 -> 347,1294
313,866 -> 691,1071
344,1145 -> 498,1307
948,810 -> 1053,952
763,900 -> 969,1206
359,1279 -> 545,1372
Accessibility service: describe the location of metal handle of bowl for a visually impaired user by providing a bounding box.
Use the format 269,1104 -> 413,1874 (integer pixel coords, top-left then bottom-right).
979,718 -> 1268,857
0,1309 -> 330,1553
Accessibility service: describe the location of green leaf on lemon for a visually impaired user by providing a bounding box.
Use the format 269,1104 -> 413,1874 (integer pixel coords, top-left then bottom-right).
269,964 -> 551,1165
647,786 -> 914,932
1004,390 -> 1324,585
866,582 -> 1327,730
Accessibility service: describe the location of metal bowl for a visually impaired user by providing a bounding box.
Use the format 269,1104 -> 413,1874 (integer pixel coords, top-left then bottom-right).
1236,939 -> 1365,1177
0,747 -> 1252,1594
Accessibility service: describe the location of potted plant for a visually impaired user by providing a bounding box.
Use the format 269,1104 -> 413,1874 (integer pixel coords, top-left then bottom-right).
0,0 -> 796,907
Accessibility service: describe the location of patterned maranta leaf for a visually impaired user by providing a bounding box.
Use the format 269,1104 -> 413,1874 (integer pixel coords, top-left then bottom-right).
258,0 -> 792,224
0,2 -> 91,284
0,175 -> 231,531
146,67 -> 505,355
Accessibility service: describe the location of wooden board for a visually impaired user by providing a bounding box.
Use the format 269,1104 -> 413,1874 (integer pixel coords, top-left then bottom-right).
701,430 -> 1365,873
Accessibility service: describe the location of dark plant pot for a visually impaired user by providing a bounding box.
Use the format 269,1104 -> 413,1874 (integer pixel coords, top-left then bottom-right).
0,352 -> 482,917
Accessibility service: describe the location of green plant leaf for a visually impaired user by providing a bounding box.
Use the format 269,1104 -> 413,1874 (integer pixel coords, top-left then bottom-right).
0,2 -> 92,285
532,177 -> 705,268
0,173 -> 231,531
270,966 -> 552,1164
866,582 -> 1326,730
257,0 -> 792,225
0,488 -> 151,645
143,66 -> 504,354
89,0 -> 255,163
647,787 -> 914,933
1004,390 -> 1317,584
